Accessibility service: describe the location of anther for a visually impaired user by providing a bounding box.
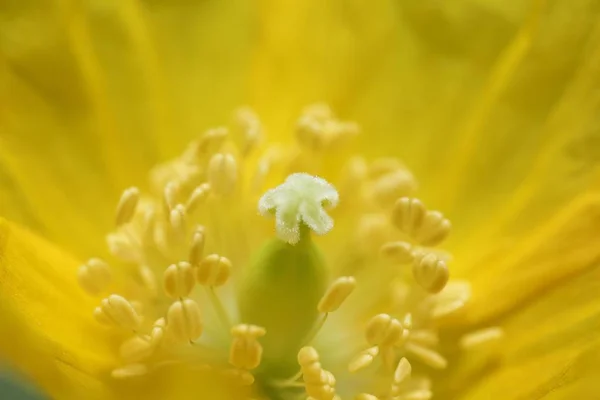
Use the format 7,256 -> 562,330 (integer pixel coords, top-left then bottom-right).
318,276 -> 356,313
348,346 -> 379,373
139,265 -> 158,297
169,204 -> 187,238
208,153 -> 237,196
186,183 -> 211,214
106,233 -> 138,262
393,357 -> 412,385
197,127 -> 228,156
412,253 -> 449,294
222,369 -> 255,386
355,395 -> 379,400
189,226 -> 206,266
395,390 -> 433,400
196,254 -> 232,287
150,318 -> 167,347
365,314 -> 405,347
163,262 -> 195,298
415,211 -> 451,247
78,258 -> 111,295
380,241 -> 414,264
229,324 -> 266,370
119,335 -> 154,363
391,197 -> 427,238
372,169 -> 416,207
163,181 -> 179,213
111,364 -> 148,379
94,294 -> 142,330
459,327 -> 504,349
405,342 -> 448,370
166,299 -> 203,342
115,187 -> 140,226
232,107 -> 262,156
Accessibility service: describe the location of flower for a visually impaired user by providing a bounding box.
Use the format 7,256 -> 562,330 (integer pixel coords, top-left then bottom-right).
1,1 -> 600,400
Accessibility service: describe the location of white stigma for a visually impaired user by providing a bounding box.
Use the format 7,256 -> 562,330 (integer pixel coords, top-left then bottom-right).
258,173 -> 339,245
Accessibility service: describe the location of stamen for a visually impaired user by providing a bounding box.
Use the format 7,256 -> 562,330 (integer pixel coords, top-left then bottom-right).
139,265 -> 158,297
163,262 -> 195,299
119,335 -> 154,363
412,253 -> 449,294
318,276 -> 356,313
77,258 -> 111,295
258,173 -> 339,244
115,187 -> 140,226
94,294 -> 142,331
150,318 -> 167,347
196,254 -> 232,287
163,181 -> 179,214
391,198 -> 451,246
195,127 -> 228,157
395,390 -> 433,400
229,324 -> 266,370
393,357 -> 412,385
111,363 -> 148,379
232,107 -> 262,156
380,241 -> 414,264
372,169 -> 416,207
355,394 -> 379,400
189,225 -> 206,266
169,204 -> 187,240
208,153 -> 238,196
404,343 -> 447,370
166,299 -> 203,343
222,369 -> 255,386
348,346 -> 379,373
365,314 -> 405,347
459,327 -> 504,349
186,184 -> 211,214
297,347 -> 339,400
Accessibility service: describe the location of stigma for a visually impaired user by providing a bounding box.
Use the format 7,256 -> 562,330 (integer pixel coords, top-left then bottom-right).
76,104 -> 503,399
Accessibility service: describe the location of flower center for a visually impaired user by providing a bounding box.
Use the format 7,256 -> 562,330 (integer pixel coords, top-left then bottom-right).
77,104 -> 503,399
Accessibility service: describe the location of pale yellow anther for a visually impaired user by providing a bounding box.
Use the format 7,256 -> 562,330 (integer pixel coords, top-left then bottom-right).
412,253 -> 449,294
459,327 -> 504,349
94,294 -> 141,330
186,183 -> 211,214
163,262 -> 195,298
111,363 -> 148,379
233,107 -> 262,156
415,210 -> 451,247
298,346 -> 320,367
394,357 -> 412,384
318,276 -> 356,313
119,335 -> 153,363
115,187 -> 140,226
409,330 -> 439,347
196,254 -> 232,287
380,241 -> 414,264
405,342 -> 448,370
208,153 -> 237,196
163,181 -> 179,213
138,265 -> 158,297
395,390 -> 433,400
106,233 -> 138,262
355,394 -> 379,400
296,115 -> 326,151
169,204 -> 187,237
372,169 -> 417,207
348,346 -> 379,373
140,209 -> 156,247
229,324 -> 266,370
402,313 -> 413,330
166,299 -> 203,342
196,127 -> 228,156
78,258 -> 111,295
150,318 -> 167,347
189,226 -> 206,266
223,369 -> 255,386
365,314 -> 404,347
391,197 -> 427,238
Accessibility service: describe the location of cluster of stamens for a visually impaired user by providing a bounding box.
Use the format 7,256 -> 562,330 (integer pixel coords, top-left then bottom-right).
76,104 -> 503,399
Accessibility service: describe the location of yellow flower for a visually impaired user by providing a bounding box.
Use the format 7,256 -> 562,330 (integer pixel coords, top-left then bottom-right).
1,1 -> 600,399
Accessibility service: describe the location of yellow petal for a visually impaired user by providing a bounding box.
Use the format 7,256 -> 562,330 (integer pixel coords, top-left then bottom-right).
458,192 -> 600,325
449,264 -> 600,399
0,217 -> 117,399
